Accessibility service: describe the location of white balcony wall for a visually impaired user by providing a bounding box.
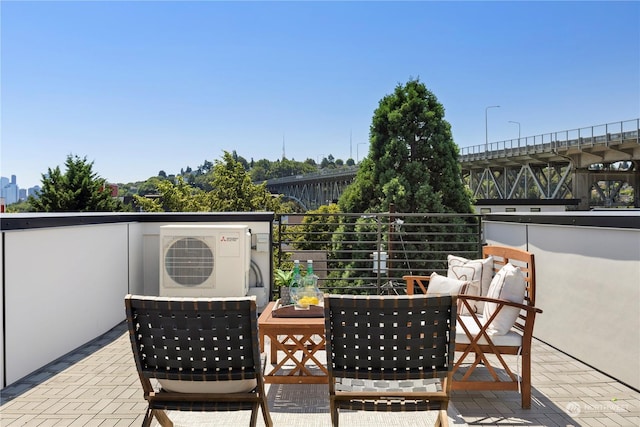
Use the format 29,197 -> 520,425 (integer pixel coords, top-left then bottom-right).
0,235 -> 4,389
485,217 -> 640,390
2,212 -> 636,392
3,223 -> 130,385
128,222 -> 145,295
1,213 -> 274,389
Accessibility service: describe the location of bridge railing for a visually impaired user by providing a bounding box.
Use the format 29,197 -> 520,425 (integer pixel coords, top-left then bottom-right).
460,118 -> 639,161
264,165 -> 359,185
274,211 -> 481,296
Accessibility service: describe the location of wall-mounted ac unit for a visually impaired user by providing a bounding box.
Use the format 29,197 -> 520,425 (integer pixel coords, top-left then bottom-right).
159,224 -> 251,297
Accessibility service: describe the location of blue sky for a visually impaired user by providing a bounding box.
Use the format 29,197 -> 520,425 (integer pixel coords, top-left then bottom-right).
2,1 -> 639,189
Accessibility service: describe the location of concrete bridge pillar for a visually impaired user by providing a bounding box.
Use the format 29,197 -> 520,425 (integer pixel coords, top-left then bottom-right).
572,168 -> 592,211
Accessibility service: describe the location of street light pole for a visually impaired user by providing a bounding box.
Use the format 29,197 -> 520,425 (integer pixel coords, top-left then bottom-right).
485,105 -> 500,152
508,120 -> 521,139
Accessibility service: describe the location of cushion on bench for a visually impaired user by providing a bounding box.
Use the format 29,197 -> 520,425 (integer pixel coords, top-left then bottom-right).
426,272 -> 470,296
447,255 -> 493,314
484,263 -> 527,336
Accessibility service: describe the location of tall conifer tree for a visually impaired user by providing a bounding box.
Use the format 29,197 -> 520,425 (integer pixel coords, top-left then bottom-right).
339,78 -> 473,214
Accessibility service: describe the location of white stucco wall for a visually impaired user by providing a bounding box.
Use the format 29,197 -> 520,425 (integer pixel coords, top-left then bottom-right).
3,223 -> 130,385
484,219 -> 640,390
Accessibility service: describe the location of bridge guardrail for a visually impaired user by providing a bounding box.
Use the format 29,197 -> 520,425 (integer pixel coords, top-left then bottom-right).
460,118 -> 639,161
264,165 -> 359,185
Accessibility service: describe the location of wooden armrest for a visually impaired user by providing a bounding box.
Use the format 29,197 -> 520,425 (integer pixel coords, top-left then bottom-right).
402,275 -> 431,281
458,294 -> 543,314
457,294 -> 542,345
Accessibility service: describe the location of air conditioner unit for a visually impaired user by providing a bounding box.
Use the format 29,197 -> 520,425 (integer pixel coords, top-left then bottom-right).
159,224 -> 251,297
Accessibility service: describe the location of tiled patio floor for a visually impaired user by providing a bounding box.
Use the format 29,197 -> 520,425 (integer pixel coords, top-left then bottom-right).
1,321 -> 639,426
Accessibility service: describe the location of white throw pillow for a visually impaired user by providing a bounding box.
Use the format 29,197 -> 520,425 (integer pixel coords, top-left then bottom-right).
483,263 -> 526,336
447,255 -> 493,314
427,272 -> 470,296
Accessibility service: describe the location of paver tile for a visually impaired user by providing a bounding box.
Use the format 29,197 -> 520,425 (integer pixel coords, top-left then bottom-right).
1,323 -> 639,426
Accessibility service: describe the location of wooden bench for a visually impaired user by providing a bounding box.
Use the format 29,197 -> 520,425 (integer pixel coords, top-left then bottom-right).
404,245 -> 543,409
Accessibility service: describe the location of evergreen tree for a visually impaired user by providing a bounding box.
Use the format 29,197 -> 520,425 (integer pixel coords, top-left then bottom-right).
333,79 -> 475,285
30,154 -> 126,212
339,78 -> 473,214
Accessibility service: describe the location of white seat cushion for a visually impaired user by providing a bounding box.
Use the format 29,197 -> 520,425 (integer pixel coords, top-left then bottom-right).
456,314 -> 523,347
158,378 -> 257,394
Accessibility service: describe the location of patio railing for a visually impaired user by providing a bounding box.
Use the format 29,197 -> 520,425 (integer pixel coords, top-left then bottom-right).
274,212 -> 481,295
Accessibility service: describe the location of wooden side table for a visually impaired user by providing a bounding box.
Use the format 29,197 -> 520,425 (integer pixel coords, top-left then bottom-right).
258,301 -> 328,384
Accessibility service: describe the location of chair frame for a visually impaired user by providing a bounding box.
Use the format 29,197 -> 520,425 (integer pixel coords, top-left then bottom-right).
404,245 -> 543,409
125,294 -> 273,427
324,294 -> 457,427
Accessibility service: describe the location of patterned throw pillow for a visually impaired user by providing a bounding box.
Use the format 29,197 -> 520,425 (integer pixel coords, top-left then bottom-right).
483,263 -> 527,336
447,255 -> 493,314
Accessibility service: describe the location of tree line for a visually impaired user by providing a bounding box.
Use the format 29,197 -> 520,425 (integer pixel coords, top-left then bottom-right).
116,153 -> 353,200
9,78 -> 473,218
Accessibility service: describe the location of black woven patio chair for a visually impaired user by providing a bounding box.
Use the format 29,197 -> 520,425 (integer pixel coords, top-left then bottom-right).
323,294 -> 457,427
125,294 -> 273,427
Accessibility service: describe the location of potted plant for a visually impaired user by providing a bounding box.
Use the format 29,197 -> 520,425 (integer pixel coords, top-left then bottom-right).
274,269 -> 293,305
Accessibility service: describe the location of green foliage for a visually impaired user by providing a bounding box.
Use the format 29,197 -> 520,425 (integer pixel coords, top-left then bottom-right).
332,79 -> 477,286
133,151 -> 283,213
134,176 -> 208,212
29,154 -> 127,212
205,152 -> 282,212
249,157 -> 317,182
5,200 -> 32,213
339,78 -> 473,215
273,269 -> 293,287
114,153 -> 350,199
292,204 -> 343,251
136,176 -> 165,196
324,216 -> 376,290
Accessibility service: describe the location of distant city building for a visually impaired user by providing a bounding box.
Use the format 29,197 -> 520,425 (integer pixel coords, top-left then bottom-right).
2,184 -> 18,205
1,174 -> 40,205
1,181 -> 19,205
